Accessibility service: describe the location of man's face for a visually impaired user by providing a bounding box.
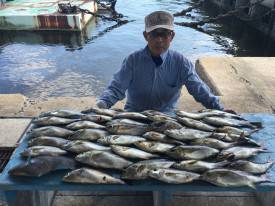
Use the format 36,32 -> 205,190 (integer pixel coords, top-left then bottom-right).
143,28 -> 175,57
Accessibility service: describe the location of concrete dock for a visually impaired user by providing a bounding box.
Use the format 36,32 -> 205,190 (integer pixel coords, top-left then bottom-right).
0,57 -> 275,205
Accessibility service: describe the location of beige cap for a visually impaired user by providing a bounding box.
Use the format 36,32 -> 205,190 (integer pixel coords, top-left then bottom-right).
145,11 -> 174,33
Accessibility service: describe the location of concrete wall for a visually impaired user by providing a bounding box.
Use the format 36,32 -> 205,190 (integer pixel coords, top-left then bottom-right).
207,0 -> 275,40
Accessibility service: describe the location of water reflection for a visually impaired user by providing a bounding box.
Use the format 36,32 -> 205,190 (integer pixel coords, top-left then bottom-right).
0,0 -> 275,100
0,18 -> 97,51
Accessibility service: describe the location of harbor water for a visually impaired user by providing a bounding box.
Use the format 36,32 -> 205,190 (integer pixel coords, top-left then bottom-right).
0,0 -> 275,100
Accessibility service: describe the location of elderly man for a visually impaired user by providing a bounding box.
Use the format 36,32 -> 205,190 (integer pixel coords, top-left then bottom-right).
96,10 -> 224,112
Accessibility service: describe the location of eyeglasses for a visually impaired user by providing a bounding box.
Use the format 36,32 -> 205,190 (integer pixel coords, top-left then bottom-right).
149,30 -> 173,38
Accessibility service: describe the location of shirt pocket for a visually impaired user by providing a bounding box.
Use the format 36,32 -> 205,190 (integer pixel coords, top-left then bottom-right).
158,81 -> 181,104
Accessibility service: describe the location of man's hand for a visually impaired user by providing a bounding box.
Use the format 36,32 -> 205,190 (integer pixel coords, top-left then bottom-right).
96,100 -> 108,109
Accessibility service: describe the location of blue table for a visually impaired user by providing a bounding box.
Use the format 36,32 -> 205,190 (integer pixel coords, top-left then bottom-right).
0,113 -> 275,205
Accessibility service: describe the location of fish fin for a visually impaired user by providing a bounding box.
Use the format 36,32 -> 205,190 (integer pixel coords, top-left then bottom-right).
237,137 -> 261,147
259,148 -> 272,153
239,132 -> 245,138
247,182 -> 256,190
250,121 -> 263,128
259,174 -> 275,183
175,140 -> 185,145
248,128 -> 259,135
188,160 -> 198,164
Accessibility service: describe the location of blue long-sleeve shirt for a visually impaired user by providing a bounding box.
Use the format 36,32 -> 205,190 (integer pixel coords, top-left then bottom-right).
99,46 -> 223,112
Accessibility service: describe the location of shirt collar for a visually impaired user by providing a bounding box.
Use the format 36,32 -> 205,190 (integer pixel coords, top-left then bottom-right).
143,45 -> 169,62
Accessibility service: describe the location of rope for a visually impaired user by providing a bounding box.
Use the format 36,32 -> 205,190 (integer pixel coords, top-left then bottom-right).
57,3 -> 127,24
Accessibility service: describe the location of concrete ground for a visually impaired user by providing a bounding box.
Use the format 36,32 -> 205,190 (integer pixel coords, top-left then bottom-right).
0,57 -> 275,205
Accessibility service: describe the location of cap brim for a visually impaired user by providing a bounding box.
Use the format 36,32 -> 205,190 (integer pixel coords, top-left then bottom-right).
145,25 -> 174,33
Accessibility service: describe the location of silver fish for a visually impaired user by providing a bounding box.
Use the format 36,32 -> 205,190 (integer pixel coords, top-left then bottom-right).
177,117 -> 216,131
143,131 -> 184,145
210,132 -> 242,142
63,168 -> 125,184
68,129 -> 109,141
134,141 -> 175,154
148,168 -> 200,184
9,156 -> 76,177
113,112 -> 149,122
173,160 -> 229,173
39,109 -> 84,119
210,133 -> 261,147
201,169 -> 273,189
227,160 -> 275,175
81,114 -> 112,123
166,145 -> 219,160
203,117 -> 257,128
75,150 -> 132,170
190,138 -> 236,150
21,146 -> 68,157
149,120 -> 182,133
28,136 -> 70,148
218,147 -> 268,160
32,116 -> 80,126
97,135 -> 145,145
82,107 -> 118,117
165,128 -> 211,141
142,110 -> 171,116
147,114 -> 175,122
63,140 -> 110,153
111,145 -> 159,159
66,121 -> 105,130
215,126 -> 259,136
198,109 -> 245,120
175,110 -> 209,120
29,126 -> 74,138
121,159 -> 175,180
142,110 -> 175,121
106,119 -> 148,136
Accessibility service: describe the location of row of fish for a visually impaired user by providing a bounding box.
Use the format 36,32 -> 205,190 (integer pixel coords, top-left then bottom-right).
8,108 -> 274,189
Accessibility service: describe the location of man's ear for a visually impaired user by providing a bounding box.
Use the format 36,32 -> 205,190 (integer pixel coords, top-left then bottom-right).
171,31 -> 175,40
143,31 -> 149,41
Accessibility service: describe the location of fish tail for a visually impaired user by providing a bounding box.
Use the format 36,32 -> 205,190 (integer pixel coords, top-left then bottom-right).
247,182 -> 256,190
248,128 -> 260,135
259,148 -> 272,153
259,174 -> 275,183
